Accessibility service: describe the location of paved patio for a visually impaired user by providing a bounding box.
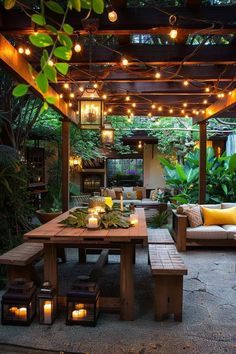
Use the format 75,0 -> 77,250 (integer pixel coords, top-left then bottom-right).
0,246 -> 235,354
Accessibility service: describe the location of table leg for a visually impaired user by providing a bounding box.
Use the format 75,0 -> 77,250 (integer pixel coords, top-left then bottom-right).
120,243 -> 134,321
44,244 -> 58,290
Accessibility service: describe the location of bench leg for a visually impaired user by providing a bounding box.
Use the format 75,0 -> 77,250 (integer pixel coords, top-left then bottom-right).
154,275 -> 183,322
78,248 -> 86,264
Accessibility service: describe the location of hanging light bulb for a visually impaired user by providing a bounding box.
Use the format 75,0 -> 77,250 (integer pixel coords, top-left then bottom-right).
104,111 -> 107,116
228,91 -> 232,95
181,109 -> 185,114
169,28 -> 178,39
155,70 -> 161,79
59,93 -> 63,99
203,99 -> 208,104
196,110 -> 199,115
79,86 -> 84,92
127,109 -> 131,114
125,95 -> 130,101
107,6 -> 118,22
74,43 -> 82,53
121,57 -> 129,66
201,109 -> 205,114
183,80 -> 189,86
48,59 -> 54,67
24,48 -> 31,56
102,94 -> 107,100
158,106 -> 162,112
132,102 -> 136,108
76,110 -> 79,115
69,102 -> 72,107
183,102 -> 187,107
151,104 -> 156,109
70,93 -> 75,98
93,82 -> 98,89
205,86 -> 210,93
192,109 -> 196,114
18,47 -> 24,54
148,112 -> 152,117
108,108 -> 112,113
185,114 -> 189,118
169,108 -> 173,114
64,83 -> 69,89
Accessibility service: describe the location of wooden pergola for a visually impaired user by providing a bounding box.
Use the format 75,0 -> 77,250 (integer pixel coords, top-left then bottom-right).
0,0 -> 236,209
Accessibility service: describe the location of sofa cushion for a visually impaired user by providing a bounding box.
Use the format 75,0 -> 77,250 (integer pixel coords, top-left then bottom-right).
183,205 -> 203,228
221,224 -> 236,239
200,204 -> 221,209
221,203 -> 236,209
201,206 -> 236,225
186,225 -> 227,240
133,186 -> 146,199
123,187 -> 133,193
122,191 -> 137,200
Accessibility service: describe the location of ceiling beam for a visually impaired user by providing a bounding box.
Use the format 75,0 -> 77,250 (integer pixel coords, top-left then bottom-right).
193,89 -> 236,124
1,6 -> 235,35
0,34 -> 76,123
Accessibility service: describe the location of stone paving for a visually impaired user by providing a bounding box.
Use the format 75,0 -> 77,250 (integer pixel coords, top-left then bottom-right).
0,247 -> 235,354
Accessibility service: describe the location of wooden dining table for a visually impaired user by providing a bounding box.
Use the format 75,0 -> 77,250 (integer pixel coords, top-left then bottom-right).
24,208 -> 147,321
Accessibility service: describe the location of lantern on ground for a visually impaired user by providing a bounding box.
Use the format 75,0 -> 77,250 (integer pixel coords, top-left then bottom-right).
101,123 -> 115,145
66,275 -> 100,326
78,85 -> 104,129
38,281 -> 57,325
1,279 -> 36,326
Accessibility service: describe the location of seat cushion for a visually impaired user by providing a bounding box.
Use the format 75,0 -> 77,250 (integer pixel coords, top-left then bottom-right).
200,204 -> 221,209
221,203 -> 236,209
186,225 -> 227,240
221,224 -> 236,239
201,206 -> 236,225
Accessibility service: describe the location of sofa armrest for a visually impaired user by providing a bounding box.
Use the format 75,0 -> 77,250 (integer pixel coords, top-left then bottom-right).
172,209 -> 188,251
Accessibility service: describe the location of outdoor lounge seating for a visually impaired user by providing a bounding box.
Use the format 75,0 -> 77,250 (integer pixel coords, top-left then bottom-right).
172,203 -> 236,251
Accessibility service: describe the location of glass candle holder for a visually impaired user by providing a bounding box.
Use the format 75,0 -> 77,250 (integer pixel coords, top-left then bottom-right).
130,213 -> 138,226
86,213 -> 100,229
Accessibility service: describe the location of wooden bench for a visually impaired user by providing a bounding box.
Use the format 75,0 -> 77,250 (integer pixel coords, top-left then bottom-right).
149,244 -> 187,321
148,228 -> 174,245
0,243 -> 43,285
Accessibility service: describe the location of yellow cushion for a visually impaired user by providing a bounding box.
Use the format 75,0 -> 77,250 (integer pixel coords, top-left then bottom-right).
201,206 -> 236,226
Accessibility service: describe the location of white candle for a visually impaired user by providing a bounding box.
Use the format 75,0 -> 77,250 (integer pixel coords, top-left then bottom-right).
72,310 -> 80,320
72,309 -> 87,320
18,307 -> 27,320
43,301 -> 52,324
75,303 -> 84,310
120,195 -> 124,212
130,214 -> 138,226
88,215 -> 98,228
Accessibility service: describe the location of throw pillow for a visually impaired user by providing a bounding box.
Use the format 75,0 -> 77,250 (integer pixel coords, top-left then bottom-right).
123,187 -> 134,193
201,206 -> 236,225
183,205 -> 203,228
150,189 -> 158,201
107,188 -> 116,200
122,191 -> 137,200
115,191 -> 122,199
133,186 -> 146,199
136,190 -> 143,200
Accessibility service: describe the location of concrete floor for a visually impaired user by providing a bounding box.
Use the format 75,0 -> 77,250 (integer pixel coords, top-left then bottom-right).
0,246 -> 235,354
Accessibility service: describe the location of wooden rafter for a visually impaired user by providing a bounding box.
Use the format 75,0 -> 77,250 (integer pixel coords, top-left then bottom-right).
193,89 -> 236,124
0,33 -> 77,123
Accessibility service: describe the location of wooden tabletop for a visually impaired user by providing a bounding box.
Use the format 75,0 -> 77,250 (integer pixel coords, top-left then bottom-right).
24,208 -> 147,244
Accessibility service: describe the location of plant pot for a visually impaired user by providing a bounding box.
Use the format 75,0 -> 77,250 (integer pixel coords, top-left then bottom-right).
36,210 -> 62,224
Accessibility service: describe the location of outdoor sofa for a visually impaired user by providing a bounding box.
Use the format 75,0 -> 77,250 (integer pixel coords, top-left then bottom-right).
172,203 -> 236,251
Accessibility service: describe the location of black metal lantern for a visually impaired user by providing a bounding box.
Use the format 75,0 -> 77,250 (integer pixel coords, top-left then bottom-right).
66,275 -> 100,326
78,87 -> 104,129
1,278 -> 36,326
101,123 -> 115,145
38,281 -> 57,325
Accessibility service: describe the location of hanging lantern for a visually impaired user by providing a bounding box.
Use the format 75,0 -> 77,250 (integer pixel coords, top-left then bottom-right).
66,275 -> 100,326
1,279 -> 37,326
38,281 -> 57,325
101,123 -> 115,145
78,86 -> 104,129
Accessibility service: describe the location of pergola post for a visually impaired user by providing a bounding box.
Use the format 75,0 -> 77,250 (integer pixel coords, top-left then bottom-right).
62,120 -> 70,212
199,121 -> 207,204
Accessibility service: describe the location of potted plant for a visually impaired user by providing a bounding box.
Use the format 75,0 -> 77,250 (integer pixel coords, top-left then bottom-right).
36,186 -> 62,224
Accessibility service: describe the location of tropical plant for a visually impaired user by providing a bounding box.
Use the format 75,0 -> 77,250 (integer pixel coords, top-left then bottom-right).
149,210 -> 169,228
160,147 -> 236,204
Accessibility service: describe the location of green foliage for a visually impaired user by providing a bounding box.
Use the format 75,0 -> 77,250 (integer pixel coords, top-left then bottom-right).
29,34 -> 54,48
160,148 -> 236,204
12,84 -> 29,97
149,210 -> 169,228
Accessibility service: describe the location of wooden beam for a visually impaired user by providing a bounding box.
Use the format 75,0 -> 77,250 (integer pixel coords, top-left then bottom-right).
62,121 -> 70,213
199,121 -> 207,204
1,7 -> 235,36
193,89 -> 236,124
0,33 -> 77,123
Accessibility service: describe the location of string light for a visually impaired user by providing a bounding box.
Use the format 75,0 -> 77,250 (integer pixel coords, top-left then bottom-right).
205,87 -> 210,93
108,108 -> 112,113
169,28 -> 178,39
64,83 -> 69,89
228,91 -> 232,95
76,110 -> 79,115
196,111 -> 199,115
185,114 -> 189,118
203,99 -> 208,104
155,70 -> 161,79
102,94 -> 107,100
181,109 -> 185,114
201,109 -> 205,114
69,102 -> 72,107
24,48 -> 31,56
74,43 -> 82,53
70,93 -> 75,98
125,95 -> 130,101
48,59 -> 54,67
79,86 -> 84,92
158,106 -> 162,112
107,6 -> 118,22
121,57 -> 129,66
18,47 -> 24,54
59,94 -> 63,98
93,83 -> 98,89
127,109 -> 131,114
217,93 -> 225,98
183,102 -> 187,107
151,104 -> 156,109
183,80 -> 189,87
132,102 -> 136,108
192,109 -> 196,114
104,111 -> 107,116
169,108 -> 173,114
148,112 -> 152,117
